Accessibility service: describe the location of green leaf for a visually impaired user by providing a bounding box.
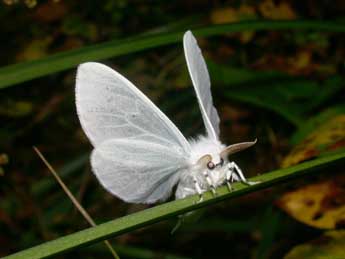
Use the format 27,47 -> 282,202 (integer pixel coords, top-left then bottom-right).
1,20 -> 345,89
208,61 -> 285,86
4,151 -> 345,259
209,61 -> 342,127
255,207 -> 281,259
213,64 -> 342,127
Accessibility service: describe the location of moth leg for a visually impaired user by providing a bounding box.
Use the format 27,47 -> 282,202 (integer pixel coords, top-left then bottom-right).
229,161 -> 259,185
193,177 -> 204,203
203,170 -> 217,196
225,168 -> 234,191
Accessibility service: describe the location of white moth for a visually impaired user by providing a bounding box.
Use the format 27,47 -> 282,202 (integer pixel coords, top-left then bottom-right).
75,30 -> 256,204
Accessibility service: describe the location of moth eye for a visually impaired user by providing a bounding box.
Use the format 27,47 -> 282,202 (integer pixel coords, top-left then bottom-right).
207,161 -> 215,170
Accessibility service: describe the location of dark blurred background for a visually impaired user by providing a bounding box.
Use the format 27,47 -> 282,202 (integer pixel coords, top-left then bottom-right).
1,1 -> 345,258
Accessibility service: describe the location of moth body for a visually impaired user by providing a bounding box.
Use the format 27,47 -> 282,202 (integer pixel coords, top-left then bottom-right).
176,135 -> 243,200
188,135 -> 225,165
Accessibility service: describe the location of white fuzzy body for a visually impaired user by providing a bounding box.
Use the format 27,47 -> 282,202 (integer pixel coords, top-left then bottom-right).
175,136 -> 229,199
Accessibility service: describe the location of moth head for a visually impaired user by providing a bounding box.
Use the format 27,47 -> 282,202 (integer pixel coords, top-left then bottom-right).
196,154 -> 225,171
220,139 -> 257,161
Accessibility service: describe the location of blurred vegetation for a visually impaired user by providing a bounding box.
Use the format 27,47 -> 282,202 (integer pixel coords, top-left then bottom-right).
1,0 -> 345,258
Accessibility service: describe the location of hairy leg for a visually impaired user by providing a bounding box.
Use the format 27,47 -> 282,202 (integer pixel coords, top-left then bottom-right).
193,176 -> 204,203
203,170 -> 217,196
225,168 -> 234,191
228,161 -> 259,186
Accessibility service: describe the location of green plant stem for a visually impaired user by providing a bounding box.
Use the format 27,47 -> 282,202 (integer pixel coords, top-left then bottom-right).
4,151 -> 345,259
1,20 -> 345,89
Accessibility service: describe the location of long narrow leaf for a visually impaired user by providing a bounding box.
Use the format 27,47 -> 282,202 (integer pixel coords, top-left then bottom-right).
4,151 -> 345,259
1,20 -> 345,89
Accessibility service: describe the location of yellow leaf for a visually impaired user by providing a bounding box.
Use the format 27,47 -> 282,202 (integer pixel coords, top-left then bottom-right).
284,230 -> 345,259
210,5 -> 256,24
289,50 -> 312,70
0,154 -> 9,165
24,0 -> 36,8
281,115 -> 345,168
277,176 -> 345,229
210,5 -> 257,43
210,8 -> 238,24
259,0 -> 297,20
34,1 -> 67,22
0,100 -> 33,117
239,31 -> 255,44
16,37 -> 52,62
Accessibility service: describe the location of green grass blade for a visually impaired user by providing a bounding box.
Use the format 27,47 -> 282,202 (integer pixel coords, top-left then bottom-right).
210,59 -> 343,127
1,20 -> 345,89
4,151 -> 345,259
